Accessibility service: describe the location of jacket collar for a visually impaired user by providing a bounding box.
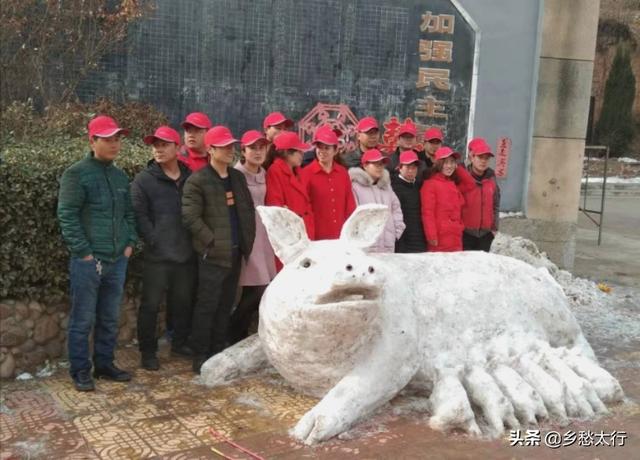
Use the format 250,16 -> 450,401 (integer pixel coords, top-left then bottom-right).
349,166 -> 391,188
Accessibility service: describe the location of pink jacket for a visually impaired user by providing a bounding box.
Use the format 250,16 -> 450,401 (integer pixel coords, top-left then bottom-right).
234,163 -> 276,286
349,167 -> 405,253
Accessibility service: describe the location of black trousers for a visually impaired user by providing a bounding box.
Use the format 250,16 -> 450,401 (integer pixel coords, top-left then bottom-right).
462,232 -> 495,252
137,259 -> 196,354
230,285 -> 266,344
190,254 -> 241,356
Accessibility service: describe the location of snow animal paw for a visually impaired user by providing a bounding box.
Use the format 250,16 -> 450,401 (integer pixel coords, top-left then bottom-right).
428,344 -> 623,438
292,406 -> 345,445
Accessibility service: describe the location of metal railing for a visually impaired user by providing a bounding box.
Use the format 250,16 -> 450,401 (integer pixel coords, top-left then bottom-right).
580,145 -> 609,245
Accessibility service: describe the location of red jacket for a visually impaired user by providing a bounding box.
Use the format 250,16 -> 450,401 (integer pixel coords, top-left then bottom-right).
178,146 -> 209,172
420,166 -> 475,252
265,157 -> 315,240
462,167 -> 500,236
299,159 -> 356,240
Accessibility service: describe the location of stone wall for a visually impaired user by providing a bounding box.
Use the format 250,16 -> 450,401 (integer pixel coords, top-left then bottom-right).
0,297 -> 149,379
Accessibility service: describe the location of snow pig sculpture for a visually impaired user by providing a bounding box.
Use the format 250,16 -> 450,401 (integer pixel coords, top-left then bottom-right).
200,204 -> 624,444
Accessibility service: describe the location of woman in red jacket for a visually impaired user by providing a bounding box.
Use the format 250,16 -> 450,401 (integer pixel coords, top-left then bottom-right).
299,125 -> 356,240
265,131 -> 315,240
420,147 -> 475,252
462,138 -> 501,252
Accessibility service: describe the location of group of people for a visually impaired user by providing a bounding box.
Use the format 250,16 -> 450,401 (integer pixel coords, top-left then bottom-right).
56,109 -> 500,392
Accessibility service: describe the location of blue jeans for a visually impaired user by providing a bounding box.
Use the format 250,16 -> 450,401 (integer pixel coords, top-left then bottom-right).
67,255 -> 128,376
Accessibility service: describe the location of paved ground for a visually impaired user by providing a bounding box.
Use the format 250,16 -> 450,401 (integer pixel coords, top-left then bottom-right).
574,194 -> 640,288
1,193 -> 638,459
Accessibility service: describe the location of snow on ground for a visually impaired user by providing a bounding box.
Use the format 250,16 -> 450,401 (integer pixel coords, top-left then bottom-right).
492,233 -> 640,368
581,176 -> 640,184
617,157 -> 640,164
498,211 -> 524,219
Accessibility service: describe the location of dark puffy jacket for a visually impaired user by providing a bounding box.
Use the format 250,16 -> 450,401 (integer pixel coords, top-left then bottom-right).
462,167 -> 500,237
341,147 -> 364,169
57,153 -> 137,262
182,164 -> 256,267
131,160 -> 194,263
391,173 -> 427,253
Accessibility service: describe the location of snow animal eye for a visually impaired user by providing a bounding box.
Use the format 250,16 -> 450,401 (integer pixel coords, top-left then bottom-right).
300,258 -> 312,268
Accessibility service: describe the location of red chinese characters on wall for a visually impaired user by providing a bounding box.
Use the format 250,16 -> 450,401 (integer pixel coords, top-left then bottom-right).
495,137 -> 512,178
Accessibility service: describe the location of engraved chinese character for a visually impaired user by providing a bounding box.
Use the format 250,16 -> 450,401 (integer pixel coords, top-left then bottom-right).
578,430 -> 594,447
593,431 -> 610,447
419,40 -> 453,62
610,430 -> 627,447
524,429 -> 541,447
562,430 -> 577,447
509,429 -> 525,446
415,96 -> 448,120
416,68 -> 450,91
420,11 -> 455,34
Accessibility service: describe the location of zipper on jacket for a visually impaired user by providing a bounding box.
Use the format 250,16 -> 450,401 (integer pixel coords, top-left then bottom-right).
104,168 -> 117,260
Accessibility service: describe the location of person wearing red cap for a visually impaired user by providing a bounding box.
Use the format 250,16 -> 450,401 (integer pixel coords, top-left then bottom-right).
391,151 -> 427,253
387,120 -> 430,180
349,149 -> 405,252
420,146 -> 476,252
342,116 -> 380,169
178,112 -> 213,172
265,131 -> 315,241
229,130 -> 276,344
57,115 -> 137,391
262,111 -> 294,169
182,126 -> 256,373
423,127 -> 444,169
131,126 -> 196,371
462,138 -> 501,252
299,125 -> 356,240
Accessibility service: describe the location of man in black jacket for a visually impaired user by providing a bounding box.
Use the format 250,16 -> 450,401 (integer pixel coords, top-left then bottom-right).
182,126 -> 256,373
391,151 -> 427,253
131,126 -> 196,370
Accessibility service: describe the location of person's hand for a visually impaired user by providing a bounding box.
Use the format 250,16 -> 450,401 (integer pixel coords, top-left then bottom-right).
124,246 -> 133,258
428,240 -> 438,246
82,254 -> 94,261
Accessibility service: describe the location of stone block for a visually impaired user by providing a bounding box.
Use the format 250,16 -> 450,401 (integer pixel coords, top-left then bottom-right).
540,0 -> 600,61
526,137 -> 585,222
533,58 -> 594,139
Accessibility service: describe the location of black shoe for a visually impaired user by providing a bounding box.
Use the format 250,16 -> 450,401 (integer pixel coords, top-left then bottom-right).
141,354 -> 160,371
94,364 -> 132,382
72,369 -> 95,392
192,355 -> 208,374
171,343 -> 194,358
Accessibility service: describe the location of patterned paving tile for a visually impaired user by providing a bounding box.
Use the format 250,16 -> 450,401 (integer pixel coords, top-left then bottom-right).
130,416 -> 202,456
78,423 -> 154,460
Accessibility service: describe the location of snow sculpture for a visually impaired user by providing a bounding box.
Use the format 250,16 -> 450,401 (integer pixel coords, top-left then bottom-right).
201,204 -> 624,444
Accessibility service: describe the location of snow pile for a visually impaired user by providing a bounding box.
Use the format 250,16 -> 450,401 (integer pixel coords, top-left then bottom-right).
581,177 -> 640,184
491,233 -> 640,353
617,157 -> 640,164
499,211 -> 524,219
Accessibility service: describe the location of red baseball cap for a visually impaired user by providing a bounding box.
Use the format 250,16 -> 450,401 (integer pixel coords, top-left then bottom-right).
434,146 -> 460,161
143,126 -> 181,145
312,125 -> 339,146
241,130 -> 268,147
398,150 -> 420,165
263,112 -> 294,130
356,116 -> 379,133
424,127 -> 444,142
205,126 -> 238,148
273,131 -> 310,151
181,112 -> 212,129
87,115 -> 129,138
398,121 -> 417,137
361,148 -> 389,165
468,137 -> 494,156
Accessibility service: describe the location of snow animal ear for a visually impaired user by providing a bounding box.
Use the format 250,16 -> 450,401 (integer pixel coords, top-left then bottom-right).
256,206 -> 310,265
340,204 -> 389,249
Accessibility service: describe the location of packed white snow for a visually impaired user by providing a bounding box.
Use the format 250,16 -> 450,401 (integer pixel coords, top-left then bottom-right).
581,177 -> 640,184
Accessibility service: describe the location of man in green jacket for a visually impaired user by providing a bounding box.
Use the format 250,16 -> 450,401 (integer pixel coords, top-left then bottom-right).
182,125 -> 256,373
57,115 -> 137,391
